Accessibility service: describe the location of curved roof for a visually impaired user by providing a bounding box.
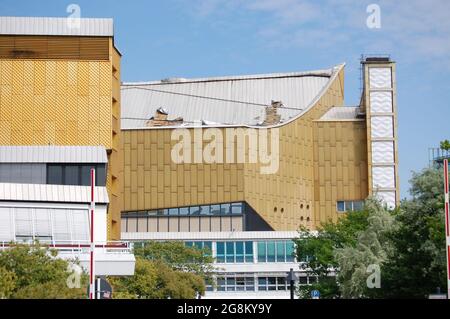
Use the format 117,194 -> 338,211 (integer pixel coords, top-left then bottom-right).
121,65 -> 344,129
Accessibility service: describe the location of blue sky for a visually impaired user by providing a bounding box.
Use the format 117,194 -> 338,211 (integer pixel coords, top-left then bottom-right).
1,0 -> 449,198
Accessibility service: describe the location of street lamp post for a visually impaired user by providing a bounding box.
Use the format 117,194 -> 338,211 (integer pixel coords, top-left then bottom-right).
286,268 -> 298,300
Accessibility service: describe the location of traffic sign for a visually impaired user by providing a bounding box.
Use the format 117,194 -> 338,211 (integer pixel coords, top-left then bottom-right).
311,290 -> 320,299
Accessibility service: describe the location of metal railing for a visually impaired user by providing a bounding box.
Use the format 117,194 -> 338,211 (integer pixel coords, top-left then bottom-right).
0,240 -> 133,255
429,148 -> 450,165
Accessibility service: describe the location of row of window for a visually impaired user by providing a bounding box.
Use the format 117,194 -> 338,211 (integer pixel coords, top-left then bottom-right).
216,241 -> 254,263
0,207 -> 90,243
208,275 -> 318,292
257,241 -> 295,263
122,202 -> 244,218
183,240 -> 296,264
336,200 -> 364,212
47,164 -> 106,186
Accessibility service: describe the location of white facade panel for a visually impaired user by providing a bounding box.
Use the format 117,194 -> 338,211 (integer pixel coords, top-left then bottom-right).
371,116 -> 393,138
370,91 -> 393,113
0,17 -> 113,36
372,166 -> 396,189
0,146 -> 108,164
375,191 -> 396,209
372,141 -> 394,164
369,68 -> 392,89
0,207 -> 14,241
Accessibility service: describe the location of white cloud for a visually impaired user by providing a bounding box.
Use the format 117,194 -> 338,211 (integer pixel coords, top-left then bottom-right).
188,0 -> 450,68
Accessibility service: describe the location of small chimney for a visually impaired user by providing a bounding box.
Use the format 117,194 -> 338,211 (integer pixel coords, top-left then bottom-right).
146,108 -> 183,127
262,100 -> 282,125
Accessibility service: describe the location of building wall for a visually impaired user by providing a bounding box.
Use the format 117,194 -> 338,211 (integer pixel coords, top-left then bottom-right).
0,35 -> 121,239
312,120 -> 368,225
122,67 -> 353,231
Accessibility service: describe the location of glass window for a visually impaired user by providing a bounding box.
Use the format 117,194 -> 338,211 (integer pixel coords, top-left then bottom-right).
65,165 -> 79,185
235,241 -> 244,262
258,278 -> 267,291
194,242 -> 202,250
245,241 -> 253,262
220,203 -> 231,215
217,278 -> 225,291
211,205 -> 220,215
299,277 -> 308,285
190,206 -> 200,215
346,201 -> 353,211
204,241 -> 212,255
231,203 -> 242,215
216,242 -> 225,263
353,201 -> 364,211
95,164 -> 107,186
267,277 -> 277,290
185,241 -> 193,247
226,277 -> 235,291
276,241 -> 285,262
168,208 -> 178,216
200,206 -> 210,215
257,242 -> 266,262
337,201 -> 345,212
47,165 -> 63,185
226,242 -> 235,263
267,241 -> 276,262
236,277 -> 245,291
277,277 -> 287,290
80,165 -> 95,186
286,241 -> 295,262
179,207 -> 189,215
246,277 -> 255,291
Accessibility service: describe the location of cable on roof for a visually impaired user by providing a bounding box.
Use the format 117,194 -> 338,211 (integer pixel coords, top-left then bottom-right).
121,86 -> 304,111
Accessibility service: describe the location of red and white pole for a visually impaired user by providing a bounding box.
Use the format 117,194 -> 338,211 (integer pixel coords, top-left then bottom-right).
89,168 -> 96,300
444,159 -> 450,299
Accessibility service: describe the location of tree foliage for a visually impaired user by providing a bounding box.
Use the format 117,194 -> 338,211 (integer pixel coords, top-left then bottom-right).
0,243 -> 88,299
440,139 -> 450,151
295,165 -> 447,299
110,241 -> 214,299
379,166 -> 446,298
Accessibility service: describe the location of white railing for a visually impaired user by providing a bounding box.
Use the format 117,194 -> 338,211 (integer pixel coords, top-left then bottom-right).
0,240 -> 133,255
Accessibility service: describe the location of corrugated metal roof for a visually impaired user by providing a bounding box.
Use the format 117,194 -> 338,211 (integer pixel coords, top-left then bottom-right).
121,65 -> 343,129
0,183 -> 109,203
318,106 -> 361,121
0,146 -> 108,163
0,17 -> 113,36
121,231 -> 301,241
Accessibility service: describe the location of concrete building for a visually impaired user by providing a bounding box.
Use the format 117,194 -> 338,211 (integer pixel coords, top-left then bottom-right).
120,58 -> 399,232
0,145 -> 134,276
0,16 -> 122,239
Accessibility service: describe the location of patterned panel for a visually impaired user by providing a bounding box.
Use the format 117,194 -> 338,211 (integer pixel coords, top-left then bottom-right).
369,68 -> 392,89
371,116 -> 393,138
370,91 -> 392,113
372,141 -> 394,164
375,191 -> 396,209
372,166 -> 395,189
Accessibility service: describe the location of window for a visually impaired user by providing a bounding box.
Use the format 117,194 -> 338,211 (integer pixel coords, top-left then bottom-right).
257,241 -> 295,263
47,164 -> 106,186
216,242 -> 225,263
226,242 -> 235,263
267,242 -> 276,262
245,241 -> 254,262
231,203 -> 242,215
216,275 -> 255,292
211,205 -> 220,215
258,277 -> 289,291
179,207 -> 189,215
220,204 -> 231,215
337,200 -> 364,212
235,241 -> 244,262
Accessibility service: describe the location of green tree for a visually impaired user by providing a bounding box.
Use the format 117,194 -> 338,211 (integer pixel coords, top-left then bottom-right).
379,166 -> 446,298
0,266 -> 16,298
440,139 -> 450,151
110,257 -> 205,299
294,208 -> 370,299
134,241 -> 215,282
110,241 -> 214,299
0,243 -> 88,299
334,199 -> 396,298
